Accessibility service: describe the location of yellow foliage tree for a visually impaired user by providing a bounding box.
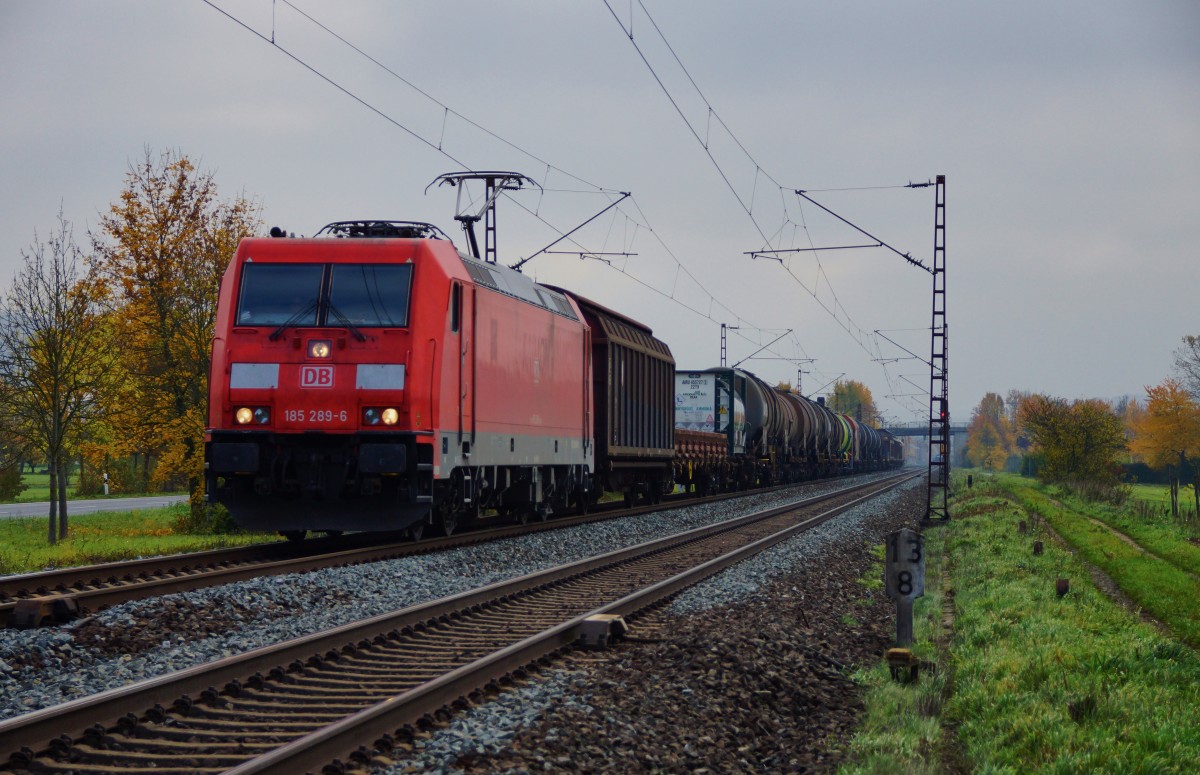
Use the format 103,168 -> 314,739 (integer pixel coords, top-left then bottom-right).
1129,380 -> 1200,467
89,148 -> 261,493
966,392 -> 1013,470
1016,394 -> 1126,483
828,379 -> 880,428
1130,379 -> 1200,517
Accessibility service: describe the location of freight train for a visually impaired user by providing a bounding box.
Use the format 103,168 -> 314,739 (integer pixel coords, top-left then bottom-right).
204,218 -> 903,539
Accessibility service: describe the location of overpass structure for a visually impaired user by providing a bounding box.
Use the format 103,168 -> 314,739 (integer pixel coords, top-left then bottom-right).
884,422 -> 967,437
883,422 -> 967,467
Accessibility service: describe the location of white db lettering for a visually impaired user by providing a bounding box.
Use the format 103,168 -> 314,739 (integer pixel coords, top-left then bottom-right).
300,365 -> 334,388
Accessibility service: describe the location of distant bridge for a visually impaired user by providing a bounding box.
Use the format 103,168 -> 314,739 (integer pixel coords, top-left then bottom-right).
883,422 -> 968,437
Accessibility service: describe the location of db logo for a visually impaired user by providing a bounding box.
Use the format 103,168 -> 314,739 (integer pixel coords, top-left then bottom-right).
300,365 -> 335,388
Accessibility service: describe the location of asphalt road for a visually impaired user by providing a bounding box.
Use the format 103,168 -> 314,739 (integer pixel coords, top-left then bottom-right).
0,495 -> 189,519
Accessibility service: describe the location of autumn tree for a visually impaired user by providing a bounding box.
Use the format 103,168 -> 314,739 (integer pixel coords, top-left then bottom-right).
1119,396 -> 1146,463
0,405 -> 30,500
1174,335 -> 1200,400
0,212 -> 112,543
828,379 -> 880,427
966,392 -> 1013,470
1016,394 -> 1126,484
1005,389 -> 1032,453
1129,379 -> 1200,517
89,148 -> 260,495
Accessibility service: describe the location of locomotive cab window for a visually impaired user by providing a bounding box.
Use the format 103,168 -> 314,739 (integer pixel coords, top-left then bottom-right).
237,263 -> 323,326
328,264 -> 412,327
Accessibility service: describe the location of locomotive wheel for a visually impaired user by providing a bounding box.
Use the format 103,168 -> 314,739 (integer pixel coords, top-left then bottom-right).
437,507 -> 458,537
281,530 -> 307,542
407,521 -> 425,542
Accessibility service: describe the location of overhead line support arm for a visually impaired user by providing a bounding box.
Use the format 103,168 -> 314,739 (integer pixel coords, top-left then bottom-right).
794,190 -> 932,273
511,193 -> 631,271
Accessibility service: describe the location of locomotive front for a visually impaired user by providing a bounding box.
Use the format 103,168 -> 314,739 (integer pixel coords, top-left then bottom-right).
205,223 -> 442,535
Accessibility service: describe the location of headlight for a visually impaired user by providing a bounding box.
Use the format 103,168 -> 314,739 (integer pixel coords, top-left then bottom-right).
307,339 -> 332,359
363,407 -> 399,426
235,407 -> 270,425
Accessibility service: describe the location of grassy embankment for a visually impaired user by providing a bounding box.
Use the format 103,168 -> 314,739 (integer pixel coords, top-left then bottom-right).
0,503 -> 273,576
0,469 -> 261,575
843,472 -> 1200,773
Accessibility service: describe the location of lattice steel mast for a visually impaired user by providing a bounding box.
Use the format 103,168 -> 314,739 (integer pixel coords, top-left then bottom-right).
926,175 -> 950,521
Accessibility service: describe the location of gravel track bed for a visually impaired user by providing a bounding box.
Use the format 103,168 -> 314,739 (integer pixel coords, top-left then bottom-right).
0,474 -> 902,722
377,478 -> 927,774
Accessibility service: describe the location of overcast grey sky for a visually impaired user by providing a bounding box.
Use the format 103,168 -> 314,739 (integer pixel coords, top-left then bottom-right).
2,1 -> 1197,426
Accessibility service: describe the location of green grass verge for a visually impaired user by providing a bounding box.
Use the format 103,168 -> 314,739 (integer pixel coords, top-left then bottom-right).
842,536 -> 950,775
844,476 -> 1200,773
998,475 -> 1200,649
0,504 -> 274,576
1035,479 -> 1200,576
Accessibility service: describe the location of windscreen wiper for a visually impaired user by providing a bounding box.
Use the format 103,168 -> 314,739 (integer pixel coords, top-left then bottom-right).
326,302 -> 368,342
268,299 -> 319,341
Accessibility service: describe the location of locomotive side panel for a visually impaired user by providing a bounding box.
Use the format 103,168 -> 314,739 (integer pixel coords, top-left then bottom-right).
455,278 -> 590,470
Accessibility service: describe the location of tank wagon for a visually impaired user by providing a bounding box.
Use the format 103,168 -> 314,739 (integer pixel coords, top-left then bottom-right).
672,367 -> 903,493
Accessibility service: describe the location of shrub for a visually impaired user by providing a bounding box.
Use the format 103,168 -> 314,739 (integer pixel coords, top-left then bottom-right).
172,494 -> 238,535
0,462 -> 27,501
1058,479 -> 1130,505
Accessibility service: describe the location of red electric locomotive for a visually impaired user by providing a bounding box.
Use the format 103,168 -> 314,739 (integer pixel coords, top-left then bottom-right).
205,219 -> 595,538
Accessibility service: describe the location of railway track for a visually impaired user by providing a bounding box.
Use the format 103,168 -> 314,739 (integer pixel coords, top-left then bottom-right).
0,471 -> 918,774
0,477 -> 867,629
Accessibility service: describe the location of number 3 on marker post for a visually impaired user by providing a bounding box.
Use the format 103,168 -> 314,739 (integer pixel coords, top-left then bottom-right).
885,528 -> 925,601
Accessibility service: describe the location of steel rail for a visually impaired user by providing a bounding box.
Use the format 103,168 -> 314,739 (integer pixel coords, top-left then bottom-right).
0,471 -> 918,770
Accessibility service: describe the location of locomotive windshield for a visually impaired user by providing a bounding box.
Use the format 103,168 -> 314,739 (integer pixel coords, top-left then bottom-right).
237,264 -> 322,326
328,264 -> 411,327
236,263 -> 412,328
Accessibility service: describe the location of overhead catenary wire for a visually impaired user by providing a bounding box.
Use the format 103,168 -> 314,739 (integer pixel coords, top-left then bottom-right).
601,0 -> 933,418
199,0 -> 810,368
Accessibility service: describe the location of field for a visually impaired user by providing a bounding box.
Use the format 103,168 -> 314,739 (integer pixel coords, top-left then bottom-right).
2,470 -> 186,504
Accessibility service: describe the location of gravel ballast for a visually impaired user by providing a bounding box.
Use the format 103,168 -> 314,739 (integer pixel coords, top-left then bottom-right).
378,477 -> 927,774
0,473 -> 922,772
